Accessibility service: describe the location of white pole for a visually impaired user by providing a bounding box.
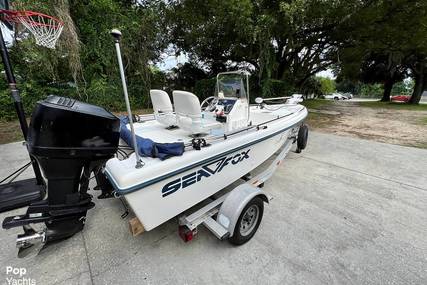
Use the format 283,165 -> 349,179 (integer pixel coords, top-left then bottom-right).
111,29 -> 143,168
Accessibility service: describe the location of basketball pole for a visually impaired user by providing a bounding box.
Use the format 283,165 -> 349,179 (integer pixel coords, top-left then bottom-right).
0,28 -> 28,137
0,27 -> 44,185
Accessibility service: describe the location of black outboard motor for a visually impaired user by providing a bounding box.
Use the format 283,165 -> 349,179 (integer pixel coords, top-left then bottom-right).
2,95 -> 120,255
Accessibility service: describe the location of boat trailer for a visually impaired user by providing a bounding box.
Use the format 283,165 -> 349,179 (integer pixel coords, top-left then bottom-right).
173,132 -> 300,244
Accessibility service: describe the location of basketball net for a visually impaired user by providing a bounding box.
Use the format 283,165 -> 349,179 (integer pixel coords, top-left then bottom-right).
0,9 -> 63,49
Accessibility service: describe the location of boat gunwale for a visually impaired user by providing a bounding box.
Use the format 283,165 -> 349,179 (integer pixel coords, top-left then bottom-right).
106,107 -> 307,195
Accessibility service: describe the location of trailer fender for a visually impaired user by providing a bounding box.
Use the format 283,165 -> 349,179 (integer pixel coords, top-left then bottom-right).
217,184 -> 269,237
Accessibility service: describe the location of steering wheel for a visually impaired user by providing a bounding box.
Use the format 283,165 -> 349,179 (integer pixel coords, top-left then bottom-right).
201,96 -> 218,111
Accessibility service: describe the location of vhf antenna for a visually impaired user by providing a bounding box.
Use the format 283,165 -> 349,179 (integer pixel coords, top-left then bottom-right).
111,29 -> 143,169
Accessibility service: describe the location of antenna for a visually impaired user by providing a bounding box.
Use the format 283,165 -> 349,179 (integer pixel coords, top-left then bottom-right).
111,29 -> 144,169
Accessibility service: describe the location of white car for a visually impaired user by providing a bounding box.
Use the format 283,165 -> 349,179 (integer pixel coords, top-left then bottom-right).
343,93 -> 353,99
323,93 -> 349,100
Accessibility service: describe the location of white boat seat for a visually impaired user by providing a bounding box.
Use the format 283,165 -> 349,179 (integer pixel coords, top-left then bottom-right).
150,90 -> 177,127
172,90 -> 222,134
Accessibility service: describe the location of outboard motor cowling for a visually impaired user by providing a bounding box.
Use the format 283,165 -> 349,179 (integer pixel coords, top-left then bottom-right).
28,95 -> 120,205
3,95 -> 120,255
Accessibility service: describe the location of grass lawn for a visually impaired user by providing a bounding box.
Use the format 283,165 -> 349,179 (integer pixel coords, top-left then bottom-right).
418,117 -> 427,126
300,99 -> 334,109
302,98 -> 427,111
358,101 -> 427,111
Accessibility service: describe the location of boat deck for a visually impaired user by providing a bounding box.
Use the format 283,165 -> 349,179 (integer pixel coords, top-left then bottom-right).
129,105 -> 301,146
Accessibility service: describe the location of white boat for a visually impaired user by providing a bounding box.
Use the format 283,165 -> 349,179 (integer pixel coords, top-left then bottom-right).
1,31 -> 309,253
105,71 -> 308,232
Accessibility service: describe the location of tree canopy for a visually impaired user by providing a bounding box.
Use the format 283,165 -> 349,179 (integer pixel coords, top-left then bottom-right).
1,0 -> 427,120
336,0 -> 427,102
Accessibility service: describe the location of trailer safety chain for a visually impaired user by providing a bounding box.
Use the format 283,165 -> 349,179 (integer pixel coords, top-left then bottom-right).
117,196 -> 130,219
0,161 -> 31,184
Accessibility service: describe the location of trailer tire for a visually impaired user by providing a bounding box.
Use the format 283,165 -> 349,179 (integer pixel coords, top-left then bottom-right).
229,196 -> 264,245
296,125 -> 308,153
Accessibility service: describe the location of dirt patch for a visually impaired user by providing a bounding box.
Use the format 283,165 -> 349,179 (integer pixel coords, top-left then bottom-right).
0,121 -> 24,144
306,101 -> 427,148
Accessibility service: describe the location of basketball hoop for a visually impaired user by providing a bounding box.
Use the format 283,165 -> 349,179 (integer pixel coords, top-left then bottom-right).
0,9 -> 63,49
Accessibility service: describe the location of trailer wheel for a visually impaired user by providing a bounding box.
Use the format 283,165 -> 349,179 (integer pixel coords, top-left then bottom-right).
296,125 -> 308,153
229,196 -> 264,245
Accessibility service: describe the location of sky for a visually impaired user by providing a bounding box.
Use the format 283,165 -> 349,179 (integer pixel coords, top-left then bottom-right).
0,23 -> 14,45
316,69 -> 335,79
156,53 -> 189,70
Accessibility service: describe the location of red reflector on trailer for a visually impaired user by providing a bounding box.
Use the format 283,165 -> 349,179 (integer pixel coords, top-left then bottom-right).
179,225 -> 196,242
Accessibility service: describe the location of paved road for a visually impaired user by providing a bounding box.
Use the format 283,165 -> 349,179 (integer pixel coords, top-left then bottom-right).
0,132 -> 426,285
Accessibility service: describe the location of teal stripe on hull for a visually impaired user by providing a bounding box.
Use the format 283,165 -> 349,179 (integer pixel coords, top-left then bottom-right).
106,120 -> 303,195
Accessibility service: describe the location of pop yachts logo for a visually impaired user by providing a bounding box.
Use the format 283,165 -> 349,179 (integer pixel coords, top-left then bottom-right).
5,266 -> 36,285
162,149 -> 251,197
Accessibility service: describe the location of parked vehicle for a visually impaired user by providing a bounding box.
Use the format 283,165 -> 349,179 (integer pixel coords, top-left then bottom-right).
323,93 -> 348,100
391,95 -> 411,103
343,93 -> 353,99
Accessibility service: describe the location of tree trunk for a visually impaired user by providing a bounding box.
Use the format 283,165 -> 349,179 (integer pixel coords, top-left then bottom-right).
276,60 -> 287,80
381,79 -> 393,102
409,65 -> 424,104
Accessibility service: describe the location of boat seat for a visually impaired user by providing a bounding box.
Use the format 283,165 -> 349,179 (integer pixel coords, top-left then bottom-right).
173,90 -> 222,135
150,89 -> 177,127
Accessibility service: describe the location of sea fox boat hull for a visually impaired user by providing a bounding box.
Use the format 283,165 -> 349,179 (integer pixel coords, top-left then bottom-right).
105,106 -> 307,230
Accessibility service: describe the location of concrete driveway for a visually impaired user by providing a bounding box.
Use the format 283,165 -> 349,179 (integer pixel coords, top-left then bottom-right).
0,132 -> 426,285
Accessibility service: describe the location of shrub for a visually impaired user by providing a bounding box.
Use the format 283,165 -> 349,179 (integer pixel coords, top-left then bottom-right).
194,78 -> 216,101
261,79 -> 296,98
0,80 -> 77,121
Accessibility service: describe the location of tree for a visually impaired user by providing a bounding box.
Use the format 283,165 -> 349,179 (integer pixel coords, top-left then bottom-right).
391,79 -> 414,96
1,0 -> 168,118
167,0 -> 256,74
336,78 -> 360,95
317,77 -> 336,95
359,83 -> 383,98
335,0 -> 427,104
166,0 -> 358,87
69,0 -> 168,106
407,56 -> 427,104
359,53 -> 407,101
168,62 -> 208,91
300,76 -> 322,98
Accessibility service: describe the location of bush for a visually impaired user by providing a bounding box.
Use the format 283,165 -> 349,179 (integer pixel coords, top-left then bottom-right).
0,76 -> 154,121
194,78 -> 216,101
317,77 -> 336,94
0,80 -> 77,121
359,84 -> 383,98
261,79 -> 296,98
